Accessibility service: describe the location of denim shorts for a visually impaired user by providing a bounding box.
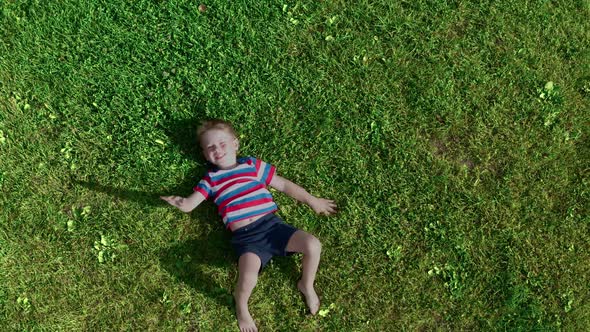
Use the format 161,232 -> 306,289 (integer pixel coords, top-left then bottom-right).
231,213 -> 299,271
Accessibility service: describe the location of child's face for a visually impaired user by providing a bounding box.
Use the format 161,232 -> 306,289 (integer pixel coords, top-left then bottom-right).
200,129 -> 239,169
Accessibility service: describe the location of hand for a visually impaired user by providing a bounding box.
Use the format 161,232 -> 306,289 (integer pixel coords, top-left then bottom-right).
160,195 -> 190,212
309,197 -> 337,215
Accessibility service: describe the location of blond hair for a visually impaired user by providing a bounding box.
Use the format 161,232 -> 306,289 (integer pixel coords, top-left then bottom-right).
196,119 -> 238,143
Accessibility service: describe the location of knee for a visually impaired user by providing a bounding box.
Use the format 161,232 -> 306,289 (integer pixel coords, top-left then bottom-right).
305,236 -> 322,256
237,268 -> 259,290
238,253 -> 261,279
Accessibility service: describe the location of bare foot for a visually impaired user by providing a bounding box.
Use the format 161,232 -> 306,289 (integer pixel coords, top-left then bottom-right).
236,306 -> 257,332
297,280 -> 320,315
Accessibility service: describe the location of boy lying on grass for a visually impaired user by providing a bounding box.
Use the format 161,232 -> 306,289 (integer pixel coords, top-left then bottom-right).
161,119 -> 337,332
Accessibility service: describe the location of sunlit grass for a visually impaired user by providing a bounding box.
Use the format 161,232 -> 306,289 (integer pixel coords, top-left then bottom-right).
1,0 -> 589,330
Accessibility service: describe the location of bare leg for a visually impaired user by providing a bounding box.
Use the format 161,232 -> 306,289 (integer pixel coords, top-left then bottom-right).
286,230 -> 322,314
235,253 -> 261,332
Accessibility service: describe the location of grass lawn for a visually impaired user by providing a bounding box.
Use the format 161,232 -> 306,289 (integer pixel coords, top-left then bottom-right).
1,0 -> 589,330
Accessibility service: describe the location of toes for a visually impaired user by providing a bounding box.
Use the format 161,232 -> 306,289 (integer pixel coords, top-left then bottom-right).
297,282 -> 320,315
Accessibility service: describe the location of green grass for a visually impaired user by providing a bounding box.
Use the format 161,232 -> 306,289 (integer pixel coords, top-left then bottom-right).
1,0 -> 589,330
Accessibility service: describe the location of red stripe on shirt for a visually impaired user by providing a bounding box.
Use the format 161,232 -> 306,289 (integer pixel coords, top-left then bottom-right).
212,171 -> 257,187
213,178 -> 253,200
193,176 -> 213,199
216,183 -> 266,210
194,186 -> 210,199
266,165 -> 276,185
221,197 -> 274,214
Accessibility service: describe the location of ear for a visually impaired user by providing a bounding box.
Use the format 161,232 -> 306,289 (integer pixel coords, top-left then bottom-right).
233,137 -> 239,150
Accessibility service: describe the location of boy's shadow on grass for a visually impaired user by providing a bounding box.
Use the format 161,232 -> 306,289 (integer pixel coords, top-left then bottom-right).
73,180 -> 172,207
159,232 -> 300,313
74,116 -> 208,206
159,234 -> 301,312
159,232 -> 237,310
162,117 -> 203,163
76,177 -> 302,311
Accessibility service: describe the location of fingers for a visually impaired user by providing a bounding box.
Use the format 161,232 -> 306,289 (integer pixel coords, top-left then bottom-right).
160,195 -> 183,207
319,199 -> 338,215
160,196 -> 176,204
323,207 -> 337,215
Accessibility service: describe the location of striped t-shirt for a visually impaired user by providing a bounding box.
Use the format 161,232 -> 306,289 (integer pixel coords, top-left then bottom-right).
193,156 -> 278,228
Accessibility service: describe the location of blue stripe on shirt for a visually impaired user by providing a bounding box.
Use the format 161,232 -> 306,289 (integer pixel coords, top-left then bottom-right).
214,181 -> 262,204
220,192 -> 273,214
212,166 -> 255,184
224,204 -> 278,225
260,163 -> 272,183
196,182 -> 212,197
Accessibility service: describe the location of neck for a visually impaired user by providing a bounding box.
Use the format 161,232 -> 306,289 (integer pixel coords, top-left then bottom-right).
219,163 -> 239,170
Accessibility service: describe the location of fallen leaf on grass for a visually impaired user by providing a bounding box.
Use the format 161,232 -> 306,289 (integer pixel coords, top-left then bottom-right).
318,303 -> 336,317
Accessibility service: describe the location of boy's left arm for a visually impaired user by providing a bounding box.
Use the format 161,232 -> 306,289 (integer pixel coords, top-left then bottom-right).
269,175 -> 337,215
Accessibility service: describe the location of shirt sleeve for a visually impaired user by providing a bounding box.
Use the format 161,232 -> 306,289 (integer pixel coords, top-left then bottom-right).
251,157 -> 276,185
193,175 -> 213,199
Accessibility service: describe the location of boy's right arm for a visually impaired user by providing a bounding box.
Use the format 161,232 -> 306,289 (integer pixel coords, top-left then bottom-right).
160,191 -> 206,213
